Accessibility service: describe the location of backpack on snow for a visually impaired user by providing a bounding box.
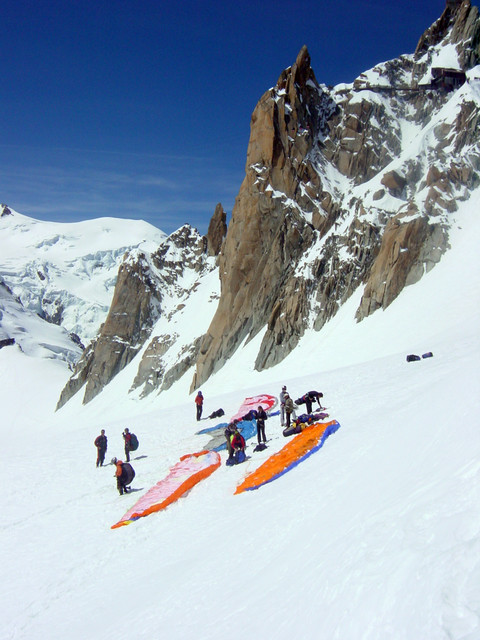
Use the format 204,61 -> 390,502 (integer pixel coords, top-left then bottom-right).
208,408 -> 225,419
129,433 -> 139,451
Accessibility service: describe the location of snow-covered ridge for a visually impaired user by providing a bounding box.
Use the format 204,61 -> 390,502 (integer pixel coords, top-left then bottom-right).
0,207 -> 165,344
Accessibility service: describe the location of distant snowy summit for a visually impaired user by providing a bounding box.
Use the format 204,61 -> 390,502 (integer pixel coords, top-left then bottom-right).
0,203 -> 166,345
56,211 -> 226,409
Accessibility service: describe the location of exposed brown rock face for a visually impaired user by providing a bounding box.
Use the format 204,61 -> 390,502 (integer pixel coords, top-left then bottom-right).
192,47 -> 339,387
381,171 -> 407,197
206,203 -> 227,257
323,94 -> 401,183
56,2 -> 480,406
57,252 -> 162,408
355,213 -> 448,320
57,222 -> 218,407
416,0 -> 480,68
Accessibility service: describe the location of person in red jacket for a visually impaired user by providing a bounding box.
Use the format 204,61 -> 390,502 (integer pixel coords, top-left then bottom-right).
231,427 -> 246,461
195,391 -> 204,421
113,458 -> 135,495
123,428 -> 132,462
94,429 -> 108,467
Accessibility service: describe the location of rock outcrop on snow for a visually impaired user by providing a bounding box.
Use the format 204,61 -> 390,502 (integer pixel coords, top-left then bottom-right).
57,223 -> 220,407
206,203 -> 227,257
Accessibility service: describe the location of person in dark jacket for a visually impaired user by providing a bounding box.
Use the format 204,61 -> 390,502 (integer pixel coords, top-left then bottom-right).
304,390 -> 324,414
123,428 -> 132,462
256,405 -> 268,444
113,458 -> 135,495
94,429 -> 108,467
195,391 -> 204,421
279,385 -> 288,426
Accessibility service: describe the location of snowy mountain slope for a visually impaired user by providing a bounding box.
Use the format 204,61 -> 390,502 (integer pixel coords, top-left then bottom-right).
56,224 -> 220,408
0,279 -> 82,365
1,188 -> 479,640
0,205 -> 165,344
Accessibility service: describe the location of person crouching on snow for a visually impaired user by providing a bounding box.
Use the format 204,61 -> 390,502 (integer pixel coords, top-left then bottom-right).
230,426 -> 246,464
112,457 -> 135,495
224,421 -> 238,461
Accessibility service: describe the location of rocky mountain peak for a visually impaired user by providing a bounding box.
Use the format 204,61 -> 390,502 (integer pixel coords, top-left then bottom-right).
57,223 -> 219,407
51,2 -> 480,407
415,0 -> 480,68
190,3 -> 480,390
276,45 -> 315,91
206,203 -> 227,257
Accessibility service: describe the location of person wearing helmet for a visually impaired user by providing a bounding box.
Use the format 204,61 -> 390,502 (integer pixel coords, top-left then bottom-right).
228,425 -> 246,465
224,421 -> 237,461
114,458 -> 135,495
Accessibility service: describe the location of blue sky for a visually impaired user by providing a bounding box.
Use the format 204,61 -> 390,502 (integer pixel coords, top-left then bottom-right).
1,0 -> 445,234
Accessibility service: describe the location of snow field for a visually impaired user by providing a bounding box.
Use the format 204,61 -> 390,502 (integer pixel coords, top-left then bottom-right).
1,171 -> 480,640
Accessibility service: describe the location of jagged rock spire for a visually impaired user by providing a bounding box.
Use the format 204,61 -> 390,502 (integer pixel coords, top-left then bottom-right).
276,45 -> 316,90
415,0 -> 480,69
206,203 -> 227,257
191,49 -> 338,390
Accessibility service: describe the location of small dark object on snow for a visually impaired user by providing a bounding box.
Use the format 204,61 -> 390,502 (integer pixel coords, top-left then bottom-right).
422,352 -> 434,359
0,338 -> 15,349
406,354 -> 421,362
208,408 -> 225,419
226,449 -> 246,465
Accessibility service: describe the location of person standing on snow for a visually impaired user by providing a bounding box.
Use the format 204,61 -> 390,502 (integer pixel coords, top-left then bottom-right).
280,385 -> 288,426
284,393 -> 295,428
94,429 -> 108,467
195,391 -> 204,421
123,428 -> 132,462
256,405 -> 268,445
